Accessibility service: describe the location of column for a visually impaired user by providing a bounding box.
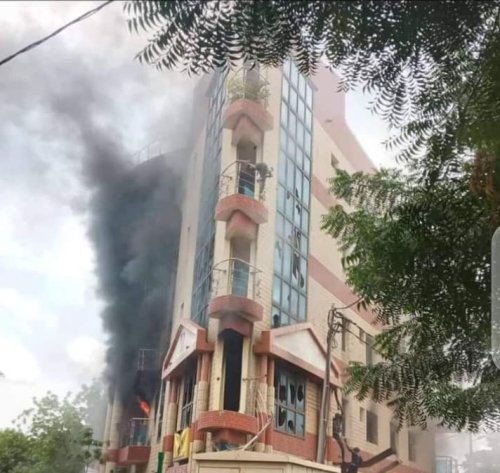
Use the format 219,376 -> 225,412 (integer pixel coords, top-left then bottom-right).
104,392 -> 123,473
163,379 -> 179,467
255,354 -> 268,452
193,353 -> 211,453
265,357 -> 274,453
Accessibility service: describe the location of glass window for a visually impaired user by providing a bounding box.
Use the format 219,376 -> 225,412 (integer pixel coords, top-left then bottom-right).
290,62 -> 298,89
298,98 -> 305,121
273,276 -> 281,305
274,364 -> 305,437
282,77 -> 289,102
304,130 -> 312,153
290,87 -> 297,112
281,103 -> 288,127
306,82 -> 313,108
305,107 -> 312,128
289,111 -> 297,137
297,121 -> 304,149
408,432 -> 417,462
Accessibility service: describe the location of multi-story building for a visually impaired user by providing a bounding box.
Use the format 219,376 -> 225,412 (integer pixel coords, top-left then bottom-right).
101,59 -> 435,473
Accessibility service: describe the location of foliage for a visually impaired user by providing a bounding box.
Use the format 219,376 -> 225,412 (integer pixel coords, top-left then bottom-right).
322,165 -> 499,431
1,382 -> 104,473
227,74 -> 269,104
0,429 -> 33,473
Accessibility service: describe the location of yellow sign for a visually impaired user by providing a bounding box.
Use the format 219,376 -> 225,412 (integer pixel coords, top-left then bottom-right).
173,427 -> 191,459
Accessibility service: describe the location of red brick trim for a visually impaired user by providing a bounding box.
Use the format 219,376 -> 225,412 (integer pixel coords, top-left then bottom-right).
218,312 -> 253,337
163,434 -> 174,452
208,295 -> 263,323
104,448 -> 118,462
311,174 -> 336,209
273,431 -> 317,461
215,194 -> 268,224
309,254 -> 377,324
197,410 -> 258,435
225,210 -> 257,240
117,445 -> 150,466
223,98 -> 273,132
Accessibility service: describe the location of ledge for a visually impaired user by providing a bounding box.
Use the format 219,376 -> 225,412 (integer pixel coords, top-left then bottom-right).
208,295 -> 263,323
116,445 -> 150,466
223,98 -> 273,133
197,411 -> 258,435
215,194 -> 268,225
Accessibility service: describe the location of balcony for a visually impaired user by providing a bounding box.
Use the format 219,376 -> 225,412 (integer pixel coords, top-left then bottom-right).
208,258 -> 263,333
117,418 -> 151,466
224,67 -> 273,145
137,348 -> 159,372
215,160 -> 270,239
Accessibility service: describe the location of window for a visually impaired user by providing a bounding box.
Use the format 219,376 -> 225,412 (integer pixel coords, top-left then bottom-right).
408,431 -> 418,462
274,364 -> 305,437
366,334 -> 374,365
390,421 -> 398,453
366,410 -> 378,444
179,363 -> 197,430
359,407 -> 365,422
273,58 -> 313,327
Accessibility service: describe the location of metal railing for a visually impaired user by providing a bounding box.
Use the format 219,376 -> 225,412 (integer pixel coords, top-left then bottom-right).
226,66 -> 270,107
212,258 -> 262,302
219,160 -> 272,202
137,349 -> 159,371
130,141 -> 169,166
120,418 -> 150,448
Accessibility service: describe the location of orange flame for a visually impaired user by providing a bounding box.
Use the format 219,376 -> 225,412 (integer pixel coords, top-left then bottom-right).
137,396 -> 151,417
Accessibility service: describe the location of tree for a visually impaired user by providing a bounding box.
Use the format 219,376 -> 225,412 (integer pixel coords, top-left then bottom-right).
321,163 -> 499,431
126,0 -> 500,430
0,429 -> 33,473
14,389 -> 102,473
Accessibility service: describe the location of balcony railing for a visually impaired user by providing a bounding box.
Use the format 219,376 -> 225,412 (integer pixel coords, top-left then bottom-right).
226,66 -> 270,107
137,349 -> 159,371
212,258 -> 262,302
120,418 -> 150,448
219,160 -> 272,202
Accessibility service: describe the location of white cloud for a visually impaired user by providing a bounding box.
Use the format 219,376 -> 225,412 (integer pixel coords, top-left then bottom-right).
67,336 -> 105,379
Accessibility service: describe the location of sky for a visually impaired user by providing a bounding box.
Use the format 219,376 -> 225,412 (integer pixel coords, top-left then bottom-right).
0,1 -> 396,430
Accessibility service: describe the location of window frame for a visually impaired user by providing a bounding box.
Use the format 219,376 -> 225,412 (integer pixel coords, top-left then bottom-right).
274,363 -> 306,438
178,362 -> 197,431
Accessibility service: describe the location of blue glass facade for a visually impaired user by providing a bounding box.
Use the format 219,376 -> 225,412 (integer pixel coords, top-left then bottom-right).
191,72 -> 226,327
272,59 -> 313,327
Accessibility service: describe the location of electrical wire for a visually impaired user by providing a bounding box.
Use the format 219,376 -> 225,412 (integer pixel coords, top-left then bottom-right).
0,0 -> 114,68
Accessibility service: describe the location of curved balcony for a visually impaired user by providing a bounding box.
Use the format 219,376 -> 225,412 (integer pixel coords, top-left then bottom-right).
208,258 -> 263,334
215,160 -> 270,240
224,67 -> 273,145
117,418 -> 151,466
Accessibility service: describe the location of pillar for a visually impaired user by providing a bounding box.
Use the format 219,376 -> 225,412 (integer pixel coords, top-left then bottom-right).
163,379 -> 179,467
104,392 -> 123,473
255,354 -> 268,452
193,353 -> 211,453
265,357 -> 275,453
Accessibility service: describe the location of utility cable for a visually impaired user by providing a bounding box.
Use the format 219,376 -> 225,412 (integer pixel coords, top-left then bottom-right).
0,0 -> 114,67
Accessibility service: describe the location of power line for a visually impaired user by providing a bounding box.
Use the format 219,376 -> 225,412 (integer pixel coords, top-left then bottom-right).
0,0 -> 114,68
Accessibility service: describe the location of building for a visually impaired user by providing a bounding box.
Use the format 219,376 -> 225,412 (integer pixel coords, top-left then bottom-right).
101,59 -> 435,473
435,456 -> 459,473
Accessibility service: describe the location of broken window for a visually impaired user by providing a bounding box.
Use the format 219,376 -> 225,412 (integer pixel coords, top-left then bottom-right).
274,364 -> 305,437
179,361 -> 197,430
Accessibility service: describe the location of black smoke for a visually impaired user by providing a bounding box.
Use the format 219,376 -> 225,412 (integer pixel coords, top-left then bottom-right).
89,152 -> 184,401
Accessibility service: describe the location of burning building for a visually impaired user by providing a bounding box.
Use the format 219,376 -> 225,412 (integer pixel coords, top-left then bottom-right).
100,61 -> 435,473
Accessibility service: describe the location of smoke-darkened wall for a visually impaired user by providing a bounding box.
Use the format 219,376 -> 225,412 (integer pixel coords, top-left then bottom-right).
89,153 -> 184,401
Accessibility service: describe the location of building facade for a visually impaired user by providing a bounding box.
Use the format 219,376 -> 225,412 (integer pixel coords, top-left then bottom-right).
101,60 -> 435,473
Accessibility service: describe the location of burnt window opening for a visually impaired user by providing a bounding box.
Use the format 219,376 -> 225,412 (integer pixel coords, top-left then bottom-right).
274,363 -> 305,437
222,330 -> 243,412
179,361 -> 197,430
366,410 -> 378,444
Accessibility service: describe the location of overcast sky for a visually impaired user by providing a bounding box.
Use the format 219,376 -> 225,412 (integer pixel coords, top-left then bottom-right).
0,1 -> 397,430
